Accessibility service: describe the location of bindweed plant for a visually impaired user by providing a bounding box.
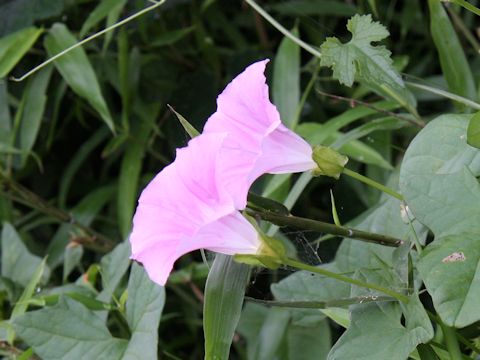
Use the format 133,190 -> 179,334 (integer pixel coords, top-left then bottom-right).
0,1 -> 480,359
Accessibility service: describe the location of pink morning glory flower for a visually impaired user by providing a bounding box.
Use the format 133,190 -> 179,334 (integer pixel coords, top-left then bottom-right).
130,133 -> 262,285
130,59 -> 319,285
204,59 -> 316,209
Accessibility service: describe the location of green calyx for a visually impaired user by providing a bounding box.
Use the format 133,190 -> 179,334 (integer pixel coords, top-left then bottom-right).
311,145 -> 349,179
234,234 -> 286,269
234,214 -> 286,269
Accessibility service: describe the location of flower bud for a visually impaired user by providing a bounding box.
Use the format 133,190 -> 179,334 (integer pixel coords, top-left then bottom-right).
312,145 -> 349,179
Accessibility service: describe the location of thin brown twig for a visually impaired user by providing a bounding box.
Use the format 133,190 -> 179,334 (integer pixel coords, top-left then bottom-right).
316,89 -> 425,128
250,3 -> 270,49
0,171 -> 115,253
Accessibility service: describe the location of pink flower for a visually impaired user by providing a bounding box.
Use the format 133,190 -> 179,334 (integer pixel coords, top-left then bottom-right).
130,60 -> 316,285
204,59 -> 316,209
130,133 -> 261,285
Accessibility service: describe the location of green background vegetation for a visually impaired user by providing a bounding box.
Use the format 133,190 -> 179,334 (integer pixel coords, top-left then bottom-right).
1,0 -> 480,359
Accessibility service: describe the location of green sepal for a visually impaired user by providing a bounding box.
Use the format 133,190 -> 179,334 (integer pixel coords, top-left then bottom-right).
312,145 -> 349,179
233,254 -> 282,270
235,213 -> 287,269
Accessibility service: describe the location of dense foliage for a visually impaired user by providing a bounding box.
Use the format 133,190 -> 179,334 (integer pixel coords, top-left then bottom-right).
1,0 -> 480,359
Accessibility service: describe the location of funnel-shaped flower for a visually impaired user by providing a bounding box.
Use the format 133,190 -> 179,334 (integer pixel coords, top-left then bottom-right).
130,133 -> 261,285
204,59 -> 316,209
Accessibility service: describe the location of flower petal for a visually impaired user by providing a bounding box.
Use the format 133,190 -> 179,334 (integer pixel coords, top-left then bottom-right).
130,133 -> 241,284
204,59 -> 315,209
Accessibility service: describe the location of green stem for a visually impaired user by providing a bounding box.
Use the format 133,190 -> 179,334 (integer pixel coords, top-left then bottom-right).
406,81 -> 480,110
292,62 -> 320,129
245,295 -> 395,309
246,209 -> 404,247
343,167 -> 404,201
440,321 -> 463,360
283,257 -> 409,303
10,0 -> 167,82
451,0 -> 480,16
244,0 -> 322,58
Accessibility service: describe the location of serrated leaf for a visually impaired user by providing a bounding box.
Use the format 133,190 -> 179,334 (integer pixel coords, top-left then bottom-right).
44,23 -> 114,132
0,27 -> 43,78
1,222 -> 50,287
204,254 -> 250,359
13,297 -> 127,360
122,263 -> 165,360
320,14 -> 415,111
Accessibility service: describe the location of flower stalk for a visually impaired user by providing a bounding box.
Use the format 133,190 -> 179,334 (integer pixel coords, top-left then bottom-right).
283,257 -> 409,303
245,209 -> 404,247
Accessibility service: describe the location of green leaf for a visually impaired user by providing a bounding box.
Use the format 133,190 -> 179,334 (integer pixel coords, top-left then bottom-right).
271,263 -> 351,328
399,114 -> 480,238
58,127 -> 110,208
97,241 -> 131,304
334,174 -> 426,273
237,303 -> 269,359
117,104 -> 157,238
400,115 -> 480,327
1,222 -> 50,287
297,122 -> 392,169
320,15 -> 415,111
150,27 -> 195,47
0,80 -> 11,144
47,185 -> 116,268
330,116 -> 405,150
286,318 -> 331,360
418,233 -> 480,327
0,1 -> 66,37
13,66 -> 53,167
203,254 -> 250,359
0,27 -> 43,78
269,0 -> 355,16
168,105 -> 200,138
13,297 -> 128,360
467,111 -> 480,148
80,0 -> 127,38
273,27 -> 300,129
253,307 -> 291,360
44,23 -> 114,132
271,263 -> 351,304
327,294 -> 433,360
63,244 -> 83,281
428,0 -> 476,108
122,263 -> 165,360
7,258 -> 47,343
11,258 -> 47,320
